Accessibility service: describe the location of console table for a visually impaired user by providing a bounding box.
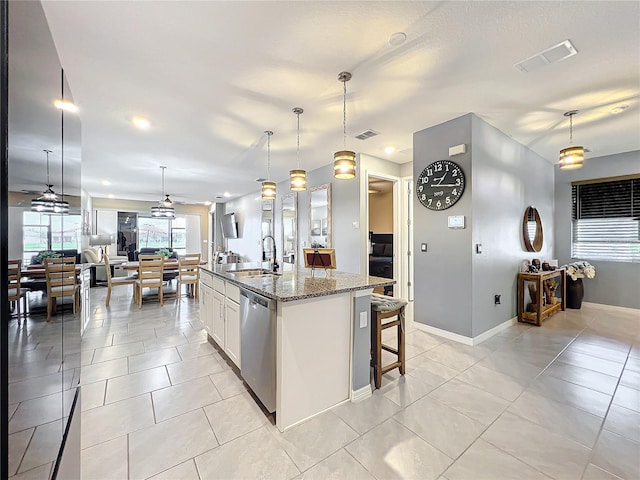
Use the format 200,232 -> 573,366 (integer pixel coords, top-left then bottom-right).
517,269 -> 566,326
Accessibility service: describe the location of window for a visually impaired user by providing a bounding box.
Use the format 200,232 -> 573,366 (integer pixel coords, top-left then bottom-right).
572,176 -> 640,263
171,217 -> 186,256
138,217 -> 171,249
23,212 -> 82,264
128,215 -> 197,255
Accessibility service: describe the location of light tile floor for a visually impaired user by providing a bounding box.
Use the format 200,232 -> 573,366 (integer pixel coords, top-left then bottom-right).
9,287 -> 640,480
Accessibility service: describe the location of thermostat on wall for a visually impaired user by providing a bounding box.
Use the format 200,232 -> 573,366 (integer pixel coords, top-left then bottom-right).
448,215 -> 465,229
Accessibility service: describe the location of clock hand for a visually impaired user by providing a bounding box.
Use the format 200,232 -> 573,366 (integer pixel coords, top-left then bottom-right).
430,184 -> 459,187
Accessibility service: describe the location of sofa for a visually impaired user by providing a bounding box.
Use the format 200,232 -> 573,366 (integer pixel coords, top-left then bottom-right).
83,246 -> 129,281
369,233 -> 394,295
134,247 -> 178,260
30,249 -> 81,265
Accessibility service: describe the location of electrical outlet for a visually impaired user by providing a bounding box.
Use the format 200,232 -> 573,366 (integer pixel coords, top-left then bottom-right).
359,311 -> 367,328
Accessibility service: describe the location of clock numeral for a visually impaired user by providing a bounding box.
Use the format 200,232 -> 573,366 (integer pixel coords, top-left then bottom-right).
456,179 -> 461,186
427,198 -> 432,206
421,177 -> 428,184
436,200 -> 442,208
452,188 -> 457,196
435,163 -> 442,172
446,197 -> 451,205
452,170 -> 457,177
418,185 -> 423,193
421,194 -> 426,201
427,168 -> 433,176
445,164 -> 449,172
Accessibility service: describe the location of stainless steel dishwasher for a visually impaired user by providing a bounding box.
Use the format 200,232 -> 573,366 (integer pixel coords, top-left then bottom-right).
240,288 -> 276,413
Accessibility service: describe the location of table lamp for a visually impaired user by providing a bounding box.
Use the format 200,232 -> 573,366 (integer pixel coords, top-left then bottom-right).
89,234 -> 114,262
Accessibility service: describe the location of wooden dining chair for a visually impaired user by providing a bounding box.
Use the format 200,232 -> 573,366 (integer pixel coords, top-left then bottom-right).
104,254 -> 136,306
177,253 -> 201,300
135,254 -> 165,308
8,259 -> 28,323
44,257 -> 80,322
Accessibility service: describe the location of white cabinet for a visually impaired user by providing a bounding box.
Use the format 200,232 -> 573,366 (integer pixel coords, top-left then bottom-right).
199,272 -> 242,369
225,298 -> 241,368
212,290 -> 225,347
200,284 -> 214,335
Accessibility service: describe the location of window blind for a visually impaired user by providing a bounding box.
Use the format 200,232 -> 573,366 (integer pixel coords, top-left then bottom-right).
571,178 -> 640,263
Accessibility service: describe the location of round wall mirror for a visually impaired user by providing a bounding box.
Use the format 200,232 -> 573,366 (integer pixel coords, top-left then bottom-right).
523,206 -> 543,252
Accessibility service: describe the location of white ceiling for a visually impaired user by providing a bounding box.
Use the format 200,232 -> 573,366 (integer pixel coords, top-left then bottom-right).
41,1 -> 640,204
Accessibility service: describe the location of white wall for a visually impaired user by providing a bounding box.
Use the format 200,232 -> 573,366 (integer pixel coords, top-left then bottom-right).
224,193 -> 264,262
554,150 -> 640,309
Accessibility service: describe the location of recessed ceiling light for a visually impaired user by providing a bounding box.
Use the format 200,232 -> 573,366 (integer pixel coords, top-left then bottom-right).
108,194 -> 115,199
54,100 -> 78,112
132,116 -> 151,129
101,180 -> 111,186
388,32 -> 407,47
384,146 -> 396,154
610,105 -> 629,114
223,192 -> 231,198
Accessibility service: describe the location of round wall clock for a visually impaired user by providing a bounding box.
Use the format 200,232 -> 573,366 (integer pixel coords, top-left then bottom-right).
416,160 -> 465,210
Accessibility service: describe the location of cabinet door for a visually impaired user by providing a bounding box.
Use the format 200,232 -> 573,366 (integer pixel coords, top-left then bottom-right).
211,290 -> 225,347
225,299 -> 241,368
200,284 -> 210,334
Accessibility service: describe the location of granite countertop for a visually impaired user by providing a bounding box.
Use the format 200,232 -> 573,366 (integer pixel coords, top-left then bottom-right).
201,262 -> 394,302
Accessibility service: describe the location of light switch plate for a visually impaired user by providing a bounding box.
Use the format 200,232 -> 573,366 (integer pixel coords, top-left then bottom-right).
421,243 -> 427,252
359,311 -> 367,328
476,243 -> 482,254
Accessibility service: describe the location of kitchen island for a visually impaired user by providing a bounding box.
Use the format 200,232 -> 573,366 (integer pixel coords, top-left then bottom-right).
200,263 -> 394,432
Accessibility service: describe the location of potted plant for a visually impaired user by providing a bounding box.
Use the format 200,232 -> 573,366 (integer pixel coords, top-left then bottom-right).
561,260 -> 596,309
155,248 -> 172,258
35,250 -> 61,264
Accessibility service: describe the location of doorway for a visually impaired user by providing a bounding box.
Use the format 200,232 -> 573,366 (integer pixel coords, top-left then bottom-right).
367,175 -> 396,296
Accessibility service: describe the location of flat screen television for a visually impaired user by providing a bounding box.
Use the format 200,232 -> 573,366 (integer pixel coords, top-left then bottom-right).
222,212 -> 238,239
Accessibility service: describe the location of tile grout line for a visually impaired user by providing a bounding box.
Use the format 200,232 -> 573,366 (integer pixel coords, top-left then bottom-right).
577,352 -> 633,480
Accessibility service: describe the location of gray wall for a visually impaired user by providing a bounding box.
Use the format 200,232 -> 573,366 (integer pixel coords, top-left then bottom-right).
471,116 -> 554,336
413,114 -> 555,338
413,114 -> 474,337
554,150 -> 640,309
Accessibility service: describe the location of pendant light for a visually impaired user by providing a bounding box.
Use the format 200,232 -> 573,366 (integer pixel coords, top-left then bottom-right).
333,71 -> 356,179
559,110 -> 584,170
31,149 -> 69,214
151,166 -> 175,218
290,107 -> 307,191
261,131 -> 276,200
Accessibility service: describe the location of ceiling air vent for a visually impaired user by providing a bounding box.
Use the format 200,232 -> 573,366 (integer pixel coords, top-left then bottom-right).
355,129 -> 380,140
515,40 -> 578,73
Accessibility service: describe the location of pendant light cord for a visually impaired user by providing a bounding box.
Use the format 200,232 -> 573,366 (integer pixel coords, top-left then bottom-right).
161,166 -> 165,197
569,114 -> 573,145
296,112 -> 301,169
44,150 -> 51,186
343,79 -> 347,149
267,132 -> 271,180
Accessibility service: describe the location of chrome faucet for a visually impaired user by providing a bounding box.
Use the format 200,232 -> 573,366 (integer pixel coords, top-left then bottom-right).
262,235 -> 278,272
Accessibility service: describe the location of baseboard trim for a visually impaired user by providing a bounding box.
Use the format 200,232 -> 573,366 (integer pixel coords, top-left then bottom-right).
582,302 -> 640,313
413,323 -> 473,345
472,317 -> 517,344
351,384 -> 372,402
414,316 -> 517,346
